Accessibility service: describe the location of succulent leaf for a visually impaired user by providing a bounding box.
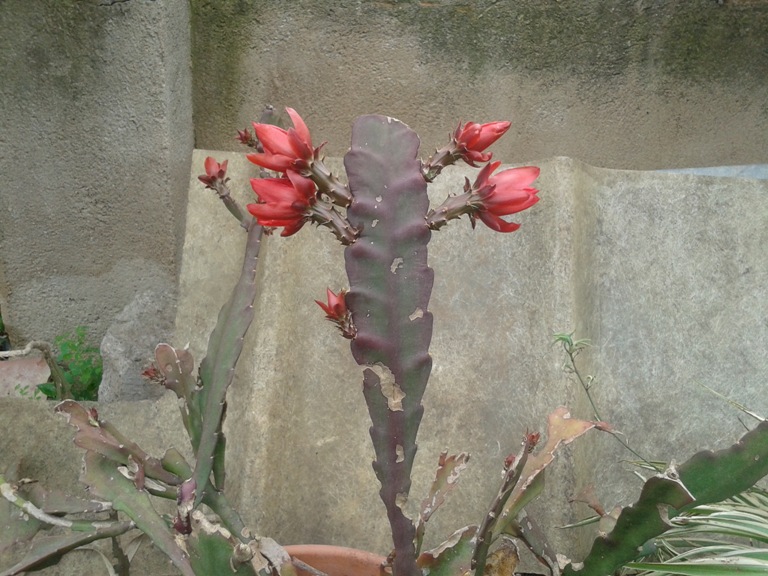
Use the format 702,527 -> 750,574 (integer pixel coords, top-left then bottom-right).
416,452 -> 470,554
494,407 -> 606,539
417,525 -> 477,576
188,510 -> 258,575
55,400 -> 181,487
81,451 -> 195,576
155,343 -> 203,452
0,523 -> 133,576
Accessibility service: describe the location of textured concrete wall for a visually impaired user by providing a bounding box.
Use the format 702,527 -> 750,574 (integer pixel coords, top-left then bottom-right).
0,0 -> 193,345
175,150 -> 768,559
191,0 -> 768,170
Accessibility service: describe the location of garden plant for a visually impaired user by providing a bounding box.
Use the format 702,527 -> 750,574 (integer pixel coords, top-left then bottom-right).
1,107 -> 767,576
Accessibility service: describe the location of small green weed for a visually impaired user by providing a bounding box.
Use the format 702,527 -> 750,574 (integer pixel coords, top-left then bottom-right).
37,326 -> 102,401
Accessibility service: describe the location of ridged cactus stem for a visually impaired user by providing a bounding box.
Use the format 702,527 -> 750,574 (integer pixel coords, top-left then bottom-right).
344,115 -> 434,576
309,198 -> 360,245
193,219 -> 263,506
309,158 -> 352,207
210,179 -> 254,229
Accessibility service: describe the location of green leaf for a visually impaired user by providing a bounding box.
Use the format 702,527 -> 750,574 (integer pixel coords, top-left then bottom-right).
188,512 -> 258,576
568,421 -> 768,576
626,557 -> 768,576
417,526 -> 477,576
36,383 -> 57,399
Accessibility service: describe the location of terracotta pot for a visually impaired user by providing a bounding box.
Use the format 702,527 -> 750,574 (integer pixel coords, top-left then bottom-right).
285,544 -> 386,576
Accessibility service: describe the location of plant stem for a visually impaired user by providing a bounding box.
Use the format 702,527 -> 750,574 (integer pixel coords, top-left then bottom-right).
472,440 -> 531,576
0,474 -> 133,533
558,336 -> 660,471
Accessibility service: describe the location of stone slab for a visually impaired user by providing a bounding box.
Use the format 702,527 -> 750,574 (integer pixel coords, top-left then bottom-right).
192,2 -> 768,170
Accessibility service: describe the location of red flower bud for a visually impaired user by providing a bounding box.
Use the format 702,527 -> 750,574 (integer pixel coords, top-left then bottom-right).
454,120 -> 511,166
524,431 -> 541,452
235,128 -> 260,148
197,157 -> 228,189
315,288 -> 356,339
470,161 -> 540,233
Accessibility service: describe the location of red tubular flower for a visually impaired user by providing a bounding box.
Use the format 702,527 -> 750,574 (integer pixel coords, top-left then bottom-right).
246,107 -> 315,172
454,120 -> 511,166
315,288 -> 356,339
247,170 -> 317,236
471,161 -> 540,232
316,288 -> 347,320
197,157 -> 228,188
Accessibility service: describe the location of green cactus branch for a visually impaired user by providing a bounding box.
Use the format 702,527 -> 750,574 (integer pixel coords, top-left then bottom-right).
82,451 -> 196,576
0,520 -> 134,576
193,219 -> 263,505
161,448 -> 251,544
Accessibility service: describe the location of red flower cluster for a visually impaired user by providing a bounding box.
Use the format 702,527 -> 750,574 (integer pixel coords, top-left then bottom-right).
246,107 -> 315,173
471,161 -> 540,233
197,157 -> 228,189
243,108 -> 325,236
247,170 -> 316,237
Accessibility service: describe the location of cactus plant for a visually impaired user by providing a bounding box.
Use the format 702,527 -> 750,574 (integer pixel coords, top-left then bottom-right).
2,106 -> 768,576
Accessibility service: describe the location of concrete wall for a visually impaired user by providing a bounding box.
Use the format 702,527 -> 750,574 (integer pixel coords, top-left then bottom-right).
2,0 -> 767,349
0,0 -> 193,346
191,0 -> 768,170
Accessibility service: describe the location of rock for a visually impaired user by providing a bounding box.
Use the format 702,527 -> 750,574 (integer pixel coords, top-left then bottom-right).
98,289 -> 175,402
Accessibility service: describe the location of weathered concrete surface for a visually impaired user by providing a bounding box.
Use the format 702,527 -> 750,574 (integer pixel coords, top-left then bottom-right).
0,0 -> 192,346
0,393 -> 192,575
175,150 -> 768,559
192,0 -> 768,170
